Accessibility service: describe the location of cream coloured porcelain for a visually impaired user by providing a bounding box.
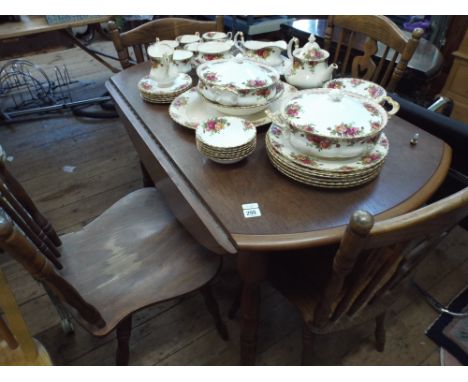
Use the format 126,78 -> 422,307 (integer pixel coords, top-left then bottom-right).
173,50 -> 193,73
267,88 -> 396,160
324,78 -> 387,103
147,44 -> 179,87
285,35 -> 338,89
194,41 -> 235,65
202,31 -> 232,42
198,82 -> 285,116
176,33 -> 201,46
155,38 -> 179,49
196,58 -> 280,106
234,32 -> 287,67
169,83 -> 298,130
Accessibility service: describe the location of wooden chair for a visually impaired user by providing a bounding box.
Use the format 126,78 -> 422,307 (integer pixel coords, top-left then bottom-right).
0,160 -> 228,365
265,187 -> 468,365
324,16 -> 424,92
108,16 -> 224,69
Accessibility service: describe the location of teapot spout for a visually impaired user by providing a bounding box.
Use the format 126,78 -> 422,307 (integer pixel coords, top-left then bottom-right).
325,63 -> 339,80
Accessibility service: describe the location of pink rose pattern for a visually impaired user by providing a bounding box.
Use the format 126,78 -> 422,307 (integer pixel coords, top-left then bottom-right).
202,117 -> 230,134
328,123 -> 364,137
366,85 -> 384,99
203,71 -> 219,82
327,81 -> 344,89
285,103 -> 302,117
244,79 -> 267,88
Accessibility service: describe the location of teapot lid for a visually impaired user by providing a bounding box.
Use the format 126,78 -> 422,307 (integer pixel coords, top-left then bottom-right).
295,34 -> 328,61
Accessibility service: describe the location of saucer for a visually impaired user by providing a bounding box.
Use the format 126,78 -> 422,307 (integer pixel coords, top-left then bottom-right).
138,73 -> 192,96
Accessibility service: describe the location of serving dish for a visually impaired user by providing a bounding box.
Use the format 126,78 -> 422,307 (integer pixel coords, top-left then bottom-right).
169,83 -> 297,129
196,58 -> 280,106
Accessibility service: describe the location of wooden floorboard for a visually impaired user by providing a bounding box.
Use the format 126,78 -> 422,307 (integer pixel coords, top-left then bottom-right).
0,41 -> 467,366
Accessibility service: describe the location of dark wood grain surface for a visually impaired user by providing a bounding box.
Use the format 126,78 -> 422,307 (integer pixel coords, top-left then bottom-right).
107,61 -> 451,252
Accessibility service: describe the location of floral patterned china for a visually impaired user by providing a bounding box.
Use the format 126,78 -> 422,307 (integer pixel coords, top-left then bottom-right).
285,35 -> 338,89
193,41 -> 235,65
197,81 -> 285,116
138,73 -> 192,104
202,31 -> 232,42
266,123 -> 389,173
196,58 -> 280,106
265,122 -> 388,188
234,32 -> 288,67
172,50 -> 193,73
324,78 -> 387,103
267,88 -> 397,159
155,38 -> 179,49
195,116 -> 257,164
176,33 -> 201,46
169,83 -> 298,130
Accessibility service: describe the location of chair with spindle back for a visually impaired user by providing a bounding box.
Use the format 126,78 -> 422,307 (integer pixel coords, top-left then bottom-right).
324,15 -> 424,92
266,187 -> 468,365
0,159 -> 228,365
108,16 -> 224,69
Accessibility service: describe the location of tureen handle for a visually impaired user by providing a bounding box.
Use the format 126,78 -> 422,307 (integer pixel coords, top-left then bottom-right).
234,31 -> 245,53
226,31 -> 233,40
383,96 -> 400,118
265,110 -> 290,132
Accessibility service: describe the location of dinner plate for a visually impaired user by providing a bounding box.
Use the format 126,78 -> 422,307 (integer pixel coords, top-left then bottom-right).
169,83 -> 298,130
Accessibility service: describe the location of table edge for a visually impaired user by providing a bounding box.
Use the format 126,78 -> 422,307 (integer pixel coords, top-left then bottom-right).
232,142 -> 452,251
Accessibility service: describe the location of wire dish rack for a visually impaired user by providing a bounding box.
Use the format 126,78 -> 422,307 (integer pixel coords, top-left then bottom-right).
0,59 -> 112,122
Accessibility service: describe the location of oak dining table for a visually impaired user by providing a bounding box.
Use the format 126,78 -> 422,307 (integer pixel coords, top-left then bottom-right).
106,61 -> 452,365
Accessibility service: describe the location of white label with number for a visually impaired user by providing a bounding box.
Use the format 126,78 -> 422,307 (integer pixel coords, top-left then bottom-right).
243,207 -> 261,218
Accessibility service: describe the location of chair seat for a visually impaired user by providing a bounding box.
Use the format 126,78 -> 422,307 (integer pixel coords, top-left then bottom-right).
58,188 -> 221,336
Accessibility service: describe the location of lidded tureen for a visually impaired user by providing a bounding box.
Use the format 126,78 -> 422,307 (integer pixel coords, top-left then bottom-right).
268,88 -> 398,160
196,58 -> 280,106
285,34 -> 338,89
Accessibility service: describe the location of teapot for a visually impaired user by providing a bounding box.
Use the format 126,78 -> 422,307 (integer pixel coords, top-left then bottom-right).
234,31 -> 287,67
147,43 -> 179,87
285,35 -> 338,89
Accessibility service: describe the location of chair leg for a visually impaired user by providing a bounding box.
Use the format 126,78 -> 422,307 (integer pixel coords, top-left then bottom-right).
302,323 -> 317,365
200,285 -> 229,341
228,283 -> 242,319
374,312 -> 386,352
116,315 -> 133,366
43,283 -> 75,335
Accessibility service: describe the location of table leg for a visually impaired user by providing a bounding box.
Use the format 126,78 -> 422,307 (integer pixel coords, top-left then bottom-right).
237,251 -> 268,366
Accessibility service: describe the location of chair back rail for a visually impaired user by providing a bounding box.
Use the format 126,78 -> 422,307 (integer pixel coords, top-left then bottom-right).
0,213 -> 105,328
313,187 -> 468,328
324,15 -> 424,91
0,160 -> 61,246
109,16 -> 224,69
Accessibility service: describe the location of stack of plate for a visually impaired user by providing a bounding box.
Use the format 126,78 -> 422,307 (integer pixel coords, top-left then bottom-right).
138,73 -> 192,104
195,116 -> 257,164
266,124 -> 389,188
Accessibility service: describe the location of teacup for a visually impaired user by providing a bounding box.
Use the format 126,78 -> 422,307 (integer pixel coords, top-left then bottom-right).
173,50 -> 193,73
155,37 -> 179,49
195,41 -> 234,64
147,43 -> 179,87
202,31 -> 232,42
176,32 -> 201,47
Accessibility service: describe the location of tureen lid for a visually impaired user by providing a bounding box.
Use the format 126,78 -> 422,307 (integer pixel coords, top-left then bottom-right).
197,58 -> 280,90
282,89 -> 387,139
295,34 -> 328,61
197,41 -> 234,54
323,78 -> 387,103
196,116 -> 256,148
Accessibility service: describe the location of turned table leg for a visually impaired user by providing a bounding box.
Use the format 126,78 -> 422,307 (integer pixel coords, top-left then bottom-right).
237,252 -> 268,366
